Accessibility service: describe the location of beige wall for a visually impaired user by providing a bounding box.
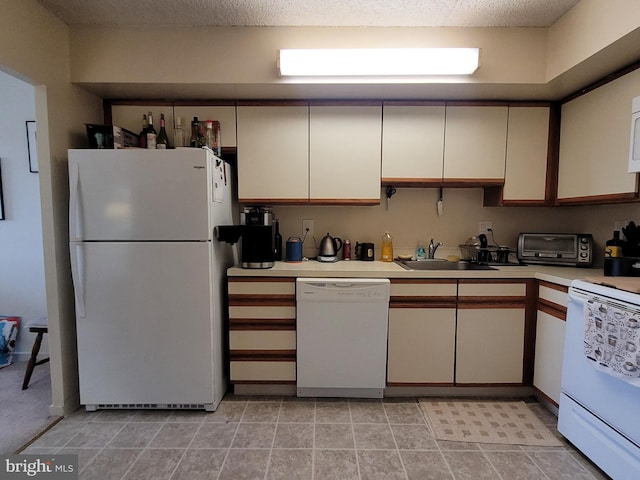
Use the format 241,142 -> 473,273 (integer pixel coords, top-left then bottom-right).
0,0 -> 102,415
68,25 -> 549,99
272,188 -> 639,266
547,0 -> 640,81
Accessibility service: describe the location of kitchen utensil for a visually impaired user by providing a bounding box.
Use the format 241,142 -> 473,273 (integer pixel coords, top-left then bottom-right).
285,237 -> 303,262
355,242 -> 375,261
318,232 -> 343,262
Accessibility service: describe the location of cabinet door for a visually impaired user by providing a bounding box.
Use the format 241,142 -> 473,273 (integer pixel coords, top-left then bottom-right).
456,308 -> 525,384
387,307 -> 456,384
309,104 -> 382,203
503,106 -> 550,202
533,311 -> 566,404
382,104 -> 445,183
236,105 -> 309,203
557,68 -> 640,202
443,106 -> 508,181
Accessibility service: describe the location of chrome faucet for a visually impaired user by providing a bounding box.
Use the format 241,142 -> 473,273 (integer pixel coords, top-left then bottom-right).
428,238 -> 442,259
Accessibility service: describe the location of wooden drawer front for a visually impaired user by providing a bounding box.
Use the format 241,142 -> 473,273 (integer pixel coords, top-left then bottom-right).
230,361 -> 296,382
458,280 -> 526,298
228,278 -> 295,297
390,280 -> 457,304
456,308 -> 525,384
229,305 -> 296,320
387,308 -> 456,384
230,331 -> 296,351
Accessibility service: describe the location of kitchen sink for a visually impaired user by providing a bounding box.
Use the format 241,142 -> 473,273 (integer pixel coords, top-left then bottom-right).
394,259 -> 497,271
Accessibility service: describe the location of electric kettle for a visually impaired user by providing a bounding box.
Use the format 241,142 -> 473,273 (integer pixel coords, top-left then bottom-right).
318,232 -> 343,262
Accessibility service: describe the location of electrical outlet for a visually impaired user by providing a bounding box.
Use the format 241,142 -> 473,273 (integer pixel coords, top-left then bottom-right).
478,221 -> 493,234
302,219 -> 314,237
614,220 -> 628,231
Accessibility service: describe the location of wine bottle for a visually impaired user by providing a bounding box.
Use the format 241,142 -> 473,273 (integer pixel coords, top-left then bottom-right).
139,114 -> 148,148
174,116 -> 185,148
190,116 -> 200,148
146,111 -> 157,149
156,113 -> 170,149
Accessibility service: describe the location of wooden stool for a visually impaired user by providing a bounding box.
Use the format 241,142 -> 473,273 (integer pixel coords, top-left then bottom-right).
22,318 -> 49,390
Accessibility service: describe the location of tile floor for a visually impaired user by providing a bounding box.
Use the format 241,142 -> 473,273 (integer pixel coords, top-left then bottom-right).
23,396 -> 610,480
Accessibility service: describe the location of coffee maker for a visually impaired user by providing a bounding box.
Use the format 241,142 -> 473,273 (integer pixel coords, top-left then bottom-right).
215,206 -> 275,269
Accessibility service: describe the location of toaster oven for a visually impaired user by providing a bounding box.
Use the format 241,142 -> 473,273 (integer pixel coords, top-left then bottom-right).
517,233 -> 593,267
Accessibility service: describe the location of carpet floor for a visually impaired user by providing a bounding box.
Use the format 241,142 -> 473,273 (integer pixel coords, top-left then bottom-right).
0,360 -> 60,453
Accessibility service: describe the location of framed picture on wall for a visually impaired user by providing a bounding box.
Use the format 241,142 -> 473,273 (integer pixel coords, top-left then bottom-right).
26,120 -> 38,173
0,158 -> 5,220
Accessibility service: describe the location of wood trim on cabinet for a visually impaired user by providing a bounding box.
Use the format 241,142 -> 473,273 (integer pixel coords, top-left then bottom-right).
441,178 -> 504,188
230,350 -> 296,361
538,280 -> 568,293
229,318 -> 296,330
309,100 -> 382,107
240,198 -> 310,205
236,100 -> 308,107
389,300 -> 457,308
523,278 -> 538,386
457,300 -> 525,308
455,382 -> 523,387
229,277 -> 294,283
538,301 -> 567,320
381,178 -> 443,188
308,198 -> 381,206
383,100 -> 446,107
228,296 -> 295,305
386,382 -> 454,387
556,191 -> 639,206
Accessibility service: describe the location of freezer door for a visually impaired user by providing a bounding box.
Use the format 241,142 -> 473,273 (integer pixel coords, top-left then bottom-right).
72,241 -> 218,406
69,149 -> 213,241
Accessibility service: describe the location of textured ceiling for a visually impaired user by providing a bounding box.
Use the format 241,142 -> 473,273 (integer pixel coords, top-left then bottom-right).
36,0 -> 581,27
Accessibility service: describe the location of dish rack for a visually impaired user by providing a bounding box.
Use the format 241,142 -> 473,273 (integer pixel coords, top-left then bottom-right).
458,244 -> 497,263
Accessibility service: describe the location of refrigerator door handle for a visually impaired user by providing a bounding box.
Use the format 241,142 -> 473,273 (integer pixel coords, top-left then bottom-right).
69,160 -> 83,241
70,243 -> 86,318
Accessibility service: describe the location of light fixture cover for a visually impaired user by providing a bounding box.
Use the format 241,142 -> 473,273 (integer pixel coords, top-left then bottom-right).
278,48 -> 480,77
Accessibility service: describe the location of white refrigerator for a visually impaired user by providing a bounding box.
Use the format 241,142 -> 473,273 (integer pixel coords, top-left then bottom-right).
68,148 -> 236,411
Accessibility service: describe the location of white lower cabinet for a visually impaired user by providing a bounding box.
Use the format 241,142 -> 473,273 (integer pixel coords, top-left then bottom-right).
533,281 -> 568,405
387,307 -> 456,384
455,308 -> 526,384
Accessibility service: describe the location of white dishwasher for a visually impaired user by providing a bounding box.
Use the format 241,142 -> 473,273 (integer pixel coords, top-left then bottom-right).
296,278 -> 390,398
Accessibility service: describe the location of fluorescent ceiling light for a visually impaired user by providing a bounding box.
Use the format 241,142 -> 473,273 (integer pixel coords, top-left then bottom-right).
278,48 -> 480,77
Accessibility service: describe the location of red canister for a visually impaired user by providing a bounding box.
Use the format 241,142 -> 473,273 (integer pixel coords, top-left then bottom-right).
343,239 -> 351,260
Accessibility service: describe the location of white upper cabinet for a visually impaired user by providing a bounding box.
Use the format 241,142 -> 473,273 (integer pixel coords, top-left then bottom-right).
381,103 -> 446,184
558,68 -> 640,202
443,105 -> 508,182
503,106 -> 551,202
236,105 -> 309,203
309,104 -> 382,203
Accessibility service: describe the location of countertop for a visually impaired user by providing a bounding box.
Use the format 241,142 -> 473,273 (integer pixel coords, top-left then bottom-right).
227,260 -> 603,286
